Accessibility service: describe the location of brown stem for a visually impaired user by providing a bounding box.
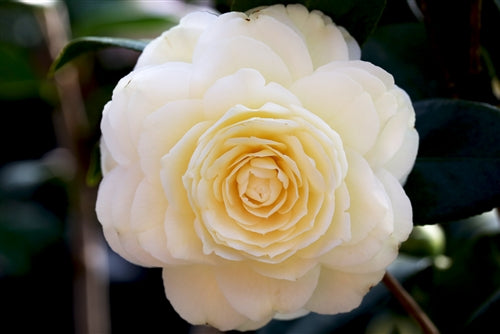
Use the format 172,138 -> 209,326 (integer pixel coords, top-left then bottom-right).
468,0 -> 482,76
383,272 -> 440,334
35,3 -> 110,334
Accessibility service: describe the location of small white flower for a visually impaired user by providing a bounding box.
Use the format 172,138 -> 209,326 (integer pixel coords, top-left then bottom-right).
96,4 -> 418,331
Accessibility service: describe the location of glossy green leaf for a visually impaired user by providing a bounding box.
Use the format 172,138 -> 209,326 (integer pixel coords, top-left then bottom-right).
230,0 -> 386,44
404,99 -> 500,224
49,36 -> 148,76
361,23 -> 440,101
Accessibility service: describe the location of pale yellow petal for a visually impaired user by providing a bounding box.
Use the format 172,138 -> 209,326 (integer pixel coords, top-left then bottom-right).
306,267 -> 384,314
136,11 -> 217,68
162,265 -> 252,331
216,264 -> 320,321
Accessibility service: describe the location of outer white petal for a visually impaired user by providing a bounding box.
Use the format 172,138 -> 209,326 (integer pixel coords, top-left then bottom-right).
99,137 -> 117,176
203,68 -> 301,120
215,264 -> 320,321
137,226 -> 184,265
96,164 -> 163,267
323,167 -> 413,275
306,267 -> 385,314
318,60 -> 395,90
343,150 -> 392,244
338,241 -> 398,274
136,11 -> 217,68
384,127 -> 419,183
129,179 -> 164,231
364,88 -> 417,175
129,180 -> 184,265
253,4 -> 358,66
138,99 -> 204,183
291,69 -> 380,154
195,10 -> 313,80
191,35 -> 293,96
376,169 -> 414,241
250,257 -> 318,281
162,265 -> 254,331
338,26 -> 361,60
101,63 -> 192,166
310,61 -> 418,179
101,99 -> 135,166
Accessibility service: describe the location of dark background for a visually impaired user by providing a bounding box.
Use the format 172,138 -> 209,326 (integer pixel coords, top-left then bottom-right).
1,0 -> 499,333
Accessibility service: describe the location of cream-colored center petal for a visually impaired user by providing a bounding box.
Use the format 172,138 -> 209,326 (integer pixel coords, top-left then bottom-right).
237,157 -> 285,209
226,149 -> 298,222
183,103 -> 347,263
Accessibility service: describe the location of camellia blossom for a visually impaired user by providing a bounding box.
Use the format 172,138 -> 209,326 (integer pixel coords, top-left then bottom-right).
96,4 -> 419,331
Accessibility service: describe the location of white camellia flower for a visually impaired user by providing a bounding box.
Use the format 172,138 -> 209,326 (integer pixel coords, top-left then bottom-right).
96,4 -> 419,331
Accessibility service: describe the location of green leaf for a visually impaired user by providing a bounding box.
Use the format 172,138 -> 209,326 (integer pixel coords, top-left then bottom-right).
361,23 -> 440,101
71,6 -> 176,38
49,36 -> 148,76
230,0 -> 386,44
86,142 -> 102,187
404,99 -> 500,224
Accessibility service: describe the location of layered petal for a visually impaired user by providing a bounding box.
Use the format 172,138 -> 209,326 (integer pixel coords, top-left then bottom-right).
96,163 -> 164,267
136,11 -> 218,68
101,62 -> 192,166
215,264 -> 320,321
162,265 -> 258,331
306,267 -> 385,314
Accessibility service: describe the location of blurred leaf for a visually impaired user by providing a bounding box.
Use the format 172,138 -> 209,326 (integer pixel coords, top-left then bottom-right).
400,224 -> 446,258
0,44 -> 42,99
365,310 -> 421,334
429,225 -> 500,333
230,0 -> 386,44
481,0 -> 500,99
405,99 -> 500,224
72,12 -> 176,38
466,288 -> 500,330
86,142 -> 102,187
0,201 -> 61,276
49,36 -> 148,75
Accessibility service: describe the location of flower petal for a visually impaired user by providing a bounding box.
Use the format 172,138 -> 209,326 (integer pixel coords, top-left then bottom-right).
138,99 -> 204,182
291,69 -> 380,154
260,4 -> 359,66
203,68 -> 300,120
101,63 -> 193,166
96,164 -> 164,266
344,150 -> 392,244
376,169 -> 413,241
383,127 -> 419,183
136,11 -> 218,68
191,35 -> 293,95
306,267 -> 385,314
161,122 -> 213,262
162,265 -> 255,331
215,264 -> 320,321
198,10 -> 314,78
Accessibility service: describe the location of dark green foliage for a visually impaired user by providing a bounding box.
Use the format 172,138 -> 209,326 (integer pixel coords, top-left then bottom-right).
49,36 -> 148,75
405,99 -> 500,225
